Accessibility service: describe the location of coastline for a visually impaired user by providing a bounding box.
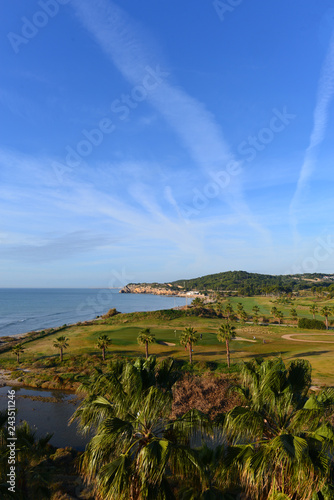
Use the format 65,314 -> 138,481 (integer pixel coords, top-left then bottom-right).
0,289 -> 189,338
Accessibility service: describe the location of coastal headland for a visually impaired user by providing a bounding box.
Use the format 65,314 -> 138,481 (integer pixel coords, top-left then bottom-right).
119,283 -> 203,297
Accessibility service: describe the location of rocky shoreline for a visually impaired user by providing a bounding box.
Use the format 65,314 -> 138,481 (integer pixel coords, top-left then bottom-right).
119,283 -> 203,297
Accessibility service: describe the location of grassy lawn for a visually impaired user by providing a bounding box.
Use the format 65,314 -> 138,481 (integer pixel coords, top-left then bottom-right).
1,295 -> 334,387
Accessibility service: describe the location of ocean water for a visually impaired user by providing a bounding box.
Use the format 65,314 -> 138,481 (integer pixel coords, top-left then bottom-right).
0,288 -> 188,337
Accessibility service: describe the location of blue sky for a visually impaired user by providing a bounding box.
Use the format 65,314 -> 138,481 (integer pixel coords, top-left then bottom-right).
1,0 -> 334,287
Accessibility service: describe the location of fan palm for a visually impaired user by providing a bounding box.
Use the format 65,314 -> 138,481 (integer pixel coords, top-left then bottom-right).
220,358 -> 334,499
271,306 -> 278,322
240,310 -> 248,324
97,334 -> 112,361
53,335 -> 69,362
71,357 -> 206,499
276,310 -> 284,324
0,416 -> 53,499
12,343 -> 25,364
236,302 -> 244,317
180,327 -> 198,364
252,305 -> 260,324
309,303 -> 318,319
192,297 -> 204,308
217,323 -> 236,368
320,306 -> 332,330
137,328 -> 155,359
290,307 -> 297,321
224,303 -> 234,320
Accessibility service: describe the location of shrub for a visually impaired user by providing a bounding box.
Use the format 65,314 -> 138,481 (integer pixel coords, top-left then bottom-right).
103,308 -> 120,318
298,317 -> 326,330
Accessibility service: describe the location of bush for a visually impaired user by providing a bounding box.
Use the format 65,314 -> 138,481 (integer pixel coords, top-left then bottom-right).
298,318 -> 326,330
103,308 -> 120,318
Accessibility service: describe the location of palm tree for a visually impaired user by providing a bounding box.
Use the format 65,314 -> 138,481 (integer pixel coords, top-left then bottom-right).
217,323 -> 236,368
215,301 -> 224,317
240,310 -> 248,324
236,302 -> 245,322
270,306 -> 278,322
290,307 -> 298,322
71,357 -> 206,499
53,335 -> 69,362
192,297 -> 204,308
224,302 -> 234,320
221,358 -> 334,499
309,303 -> 318,319
320,306 -> 332,330
276,310 -> 284,324
137,328 -> 155,359
180,327 -> 198,364
15,421 -> 53,498
96,334 -> 112,361
12,343 -> 25,364
252,305 -> 260,324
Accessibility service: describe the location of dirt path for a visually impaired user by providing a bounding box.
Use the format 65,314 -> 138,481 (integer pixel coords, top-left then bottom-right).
235,336 -> 256,343
282,333 -> 334,343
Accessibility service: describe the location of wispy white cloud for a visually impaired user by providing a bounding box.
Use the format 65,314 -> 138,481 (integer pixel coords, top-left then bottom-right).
290,30 -> 334,239
71,0 -> 269,240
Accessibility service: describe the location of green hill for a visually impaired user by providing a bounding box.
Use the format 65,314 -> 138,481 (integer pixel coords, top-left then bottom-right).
171,270 -> 334,295
132,271 -> 334,296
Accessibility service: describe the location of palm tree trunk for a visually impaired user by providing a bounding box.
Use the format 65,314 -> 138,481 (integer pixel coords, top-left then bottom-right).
60,348 -> 63,363
226,340 -> 230,368
17,354 -> 19,364
189,342 -> 192,364
102,347 -> 105,361
145,342 -> 148,359
325,316 -> 329,330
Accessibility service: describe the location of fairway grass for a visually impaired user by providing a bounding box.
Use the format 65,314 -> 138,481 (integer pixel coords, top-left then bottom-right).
1,295 -> 334,386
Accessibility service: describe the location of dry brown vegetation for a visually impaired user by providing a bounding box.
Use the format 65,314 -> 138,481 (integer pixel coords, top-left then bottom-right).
172,372 -> 242,419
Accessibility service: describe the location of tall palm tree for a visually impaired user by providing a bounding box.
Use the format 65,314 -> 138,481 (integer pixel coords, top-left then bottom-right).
320,306 -> 332,330
220,358 -> 334,499
224,303 -> 234,321
180,327 -> 198,364
236,302 -> 244,318
252,305 -> 260,324
137,328 -> 155,359
71,357 -> 206,499
290,307 -> 298,322
276,310 -> 284,324
53,335 -> 69,362
215,301 -> 224,317
11,343 -> 25,364
271,306 -> 278,322
240,310 -> 248,324
96,334 -> 112,361
217,323 -> 236,368
192,297 -> 204,308
309,303 -> 318,319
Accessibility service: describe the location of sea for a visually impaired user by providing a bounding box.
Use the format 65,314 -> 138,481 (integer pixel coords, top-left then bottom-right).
0,288 -> 188,337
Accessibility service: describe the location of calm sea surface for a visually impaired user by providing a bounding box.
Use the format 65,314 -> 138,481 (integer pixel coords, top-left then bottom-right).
0,288 -> 188,337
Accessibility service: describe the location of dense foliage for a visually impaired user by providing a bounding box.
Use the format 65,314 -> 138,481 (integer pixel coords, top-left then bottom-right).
131,271 -> 334,295
71,356 -> 334,499
298,317 -> 327,330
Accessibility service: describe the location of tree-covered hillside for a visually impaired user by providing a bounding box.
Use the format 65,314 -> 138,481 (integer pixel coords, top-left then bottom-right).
169,270 -> 334,295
